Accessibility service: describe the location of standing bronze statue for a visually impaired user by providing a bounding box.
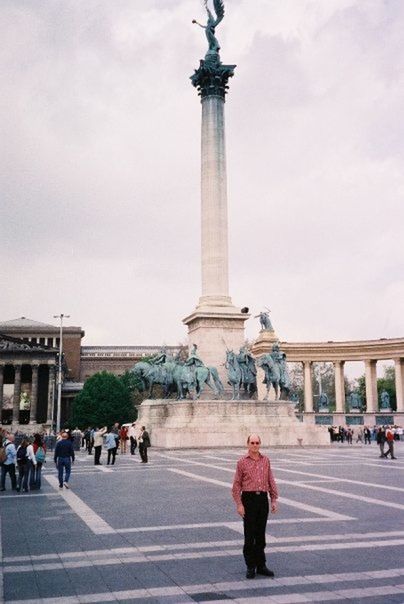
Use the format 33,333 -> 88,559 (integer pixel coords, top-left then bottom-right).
192,0 -> 225,58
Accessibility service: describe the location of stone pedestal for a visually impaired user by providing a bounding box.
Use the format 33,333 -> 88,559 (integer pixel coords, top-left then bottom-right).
138,399 -> 330,448
183,306 -> 248,387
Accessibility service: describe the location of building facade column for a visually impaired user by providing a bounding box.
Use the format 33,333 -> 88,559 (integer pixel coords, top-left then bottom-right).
0,364 -> 4,416
334,360 -> 345,413
303,361 -> 314,412
394,358 -> 404,413
365,359 -> 378,413
12,364 -> 22,424
30,364 -> 39,424
47,365 -> 55,424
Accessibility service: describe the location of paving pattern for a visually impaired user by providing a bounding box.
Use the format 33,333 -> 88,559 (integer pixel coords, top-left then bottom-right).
0,442 -> 403,603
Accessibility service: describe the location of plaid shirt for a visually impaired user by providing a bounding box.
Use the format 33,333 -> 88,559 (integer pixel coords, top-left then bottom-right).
232,453 -> 278,506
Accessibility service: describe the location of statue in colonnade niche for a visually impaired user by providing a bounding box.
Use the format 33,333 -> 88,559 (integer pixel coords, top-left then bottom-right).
348,391 -> 361,411
318,392 -> 329,410
380,389 -> 390,410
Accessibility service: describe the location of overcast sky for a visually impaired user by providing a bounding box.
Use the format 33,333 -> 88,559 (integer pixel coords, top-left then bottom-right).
1,0 -> 403,347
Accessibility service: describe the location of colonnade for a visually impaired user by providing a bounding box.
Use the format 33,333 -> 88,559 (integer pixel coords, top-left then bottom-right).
300,358 -> 404,414
0,363 -> 55,424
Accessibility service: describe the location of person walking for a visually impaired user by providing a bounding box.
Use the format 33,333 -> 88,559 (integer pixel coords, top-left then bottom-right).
232,434 -> 278,579
106,429 -> 118,465
138,426 -> 151,463
376,427 -> 386,458
364,426 -> 372,445
0,434 -> 17,492
54,431 -> 75,488
93,427 -> 107,465
384,427 -> 397,459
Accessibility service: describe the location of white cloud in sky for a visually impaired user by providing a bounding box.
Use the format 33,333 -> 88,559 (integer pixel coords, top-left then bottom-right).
0,0 -> 403,346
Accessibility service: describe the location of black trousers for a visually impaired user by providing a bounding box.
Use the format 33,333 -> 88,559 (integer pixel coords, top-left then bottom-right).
1,464 -> 17,490
94,445 -> 102,465
130,436 -> 137,455
242,492 -> 269,569
107,447 -> 117,465
139,444 -> 148,463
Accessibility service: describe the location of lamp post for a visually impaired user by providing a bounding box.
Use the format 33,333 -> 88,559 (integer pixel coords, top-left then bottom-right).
53,313 -> 70,434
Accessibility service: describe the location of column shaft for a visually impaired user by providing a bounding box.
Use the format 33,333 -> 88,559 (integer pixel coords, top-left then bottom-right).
199,96 -> 231,306
334,361 -> 345,413
47,366 -> 55,424
365,360 -> 377,413
0,364 -> 4,416
12,365 -> 22,424
394,358 -> 404,413
303,361 -> 313,413
30,365 -> 39,423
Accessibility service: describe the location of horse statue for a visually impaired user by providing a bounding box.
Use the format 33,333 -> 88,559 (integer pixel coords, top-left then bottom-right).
256,354 -> 281,401
130,361 -> 171,399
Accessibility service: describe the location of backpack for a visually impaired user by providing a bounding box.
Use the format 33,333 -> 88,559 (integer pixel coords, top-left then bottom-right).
35,446 -> 46,463
17,445 -> 27,464
0,444 -> 7,464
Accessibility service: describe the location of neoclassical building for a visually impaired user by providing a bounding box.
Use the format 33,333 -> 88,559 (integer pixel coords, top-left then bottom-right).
0,317 -> 403,429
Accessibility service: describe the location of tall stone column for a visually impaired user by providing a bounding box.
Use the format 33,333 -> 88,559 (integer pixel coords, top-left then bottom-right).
334,361 -> 345,413
12,364 -> 22,424
303,361 -> 314,412
365,359 -> 378,413
0,364 -> 4,417
394,358 -> 404,413
30,364 -> 39,424
183,52 -> 248,386
47,365 -> 55,424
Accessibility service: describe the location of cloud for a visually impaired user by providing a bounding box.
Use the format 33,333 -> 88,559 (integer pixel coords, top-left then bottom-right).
1,0 -> 403,346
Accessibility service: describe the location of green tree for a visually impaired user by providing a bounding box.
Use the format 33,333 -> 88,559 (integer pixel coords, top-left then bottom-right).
72,371 -> 136,429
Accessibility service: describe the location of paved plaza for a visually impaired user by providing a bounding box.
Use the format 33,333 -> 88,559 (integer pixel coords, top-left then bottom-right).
0,442 -> 403,603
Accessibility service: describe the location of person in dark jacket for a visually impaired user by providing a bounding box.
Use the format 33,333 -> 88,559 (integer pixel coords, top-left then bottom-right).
54,432 -> 75,488
139,426 -> 151,463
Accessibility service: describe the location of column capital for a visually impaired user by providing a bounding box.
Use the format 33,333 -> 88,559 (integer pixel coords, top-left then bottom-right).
191,55 -> 236,100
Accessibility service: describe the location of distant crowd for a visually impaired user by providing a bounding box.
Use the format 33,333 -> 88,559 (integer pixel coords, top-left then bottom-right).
328,424 -> 401,459
0,422 -> 151,493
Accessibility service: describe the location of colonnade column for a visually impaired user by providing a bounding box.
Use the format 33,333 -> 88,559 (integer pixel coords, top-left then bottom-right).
12,364 -> 22,424
334,361 -> 345,413
365,359 -> 377,413
394,358 -> 404,413
47,365 -> 55,424
303,361 -> 313,412
30,364 -> 39,424
0,364 -> 4,416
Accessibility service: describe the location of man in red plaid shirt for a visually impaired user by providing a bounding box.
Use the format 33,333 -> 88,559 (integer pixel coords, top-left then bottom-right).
232,434 -> 278,579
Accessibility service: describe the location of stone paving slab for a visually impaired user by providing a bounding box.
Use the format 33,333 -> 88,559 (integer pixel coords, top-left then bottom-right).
1,442 -> 403,603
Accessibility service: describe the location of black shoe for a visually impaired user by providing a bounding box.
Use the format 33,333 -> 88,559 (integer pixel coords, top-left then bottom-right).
392,457 -> 397,459
256,566 -> 275,578
246,568 -> 255,579
0,488 -> 5,492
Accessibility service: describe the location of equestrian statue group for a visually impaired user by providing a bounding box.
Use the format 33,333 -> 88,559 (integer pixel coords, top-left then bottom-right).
130,312 -> 291,402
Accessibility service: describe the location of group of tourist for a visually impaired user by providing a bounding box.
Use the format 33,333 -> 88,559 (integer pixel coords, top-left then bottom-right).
326,424 -> 399,459
0,421 -> 152,492
0,429 -> 47,492
78,423 -> 151,465
328,424 -> 402,444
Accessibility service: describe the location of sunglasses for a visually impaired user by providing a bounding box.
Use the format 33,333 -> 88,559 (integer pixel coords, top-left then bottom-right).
249,441 -> 260,445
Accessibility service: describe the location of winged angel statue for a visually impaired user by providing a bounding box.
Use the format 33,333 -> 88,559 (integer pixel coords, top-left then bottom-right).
192,0 -> 225,56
